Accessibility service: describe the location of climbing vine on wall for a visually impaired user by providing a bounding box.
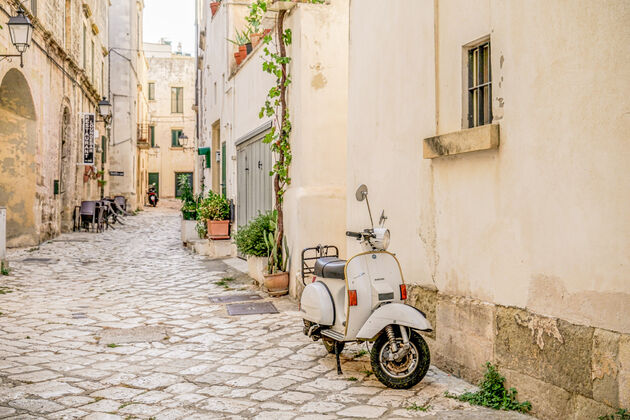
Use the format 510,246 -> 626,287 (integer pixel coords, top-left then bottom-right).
245,0 -> 322,269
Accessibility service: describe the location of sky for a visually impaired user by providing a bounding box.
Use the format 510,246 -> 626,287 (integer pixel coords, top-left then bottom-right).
143,0 -> 196,56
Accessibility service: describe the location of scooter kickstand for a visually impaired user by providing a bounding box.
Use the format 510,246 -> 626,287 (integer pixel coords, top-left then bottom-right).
335,342 -> 343,375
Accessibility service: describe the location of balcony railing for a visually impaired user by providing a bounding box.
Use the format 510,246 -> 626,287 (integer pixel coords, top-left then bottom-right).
137,123 -> 150,147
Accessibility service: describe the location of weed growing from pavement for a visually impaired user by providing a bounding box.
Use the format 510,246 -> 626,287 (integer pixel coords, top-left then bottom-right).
346,377 -> 358,381
600,409 -> 630,420
361,369 -> 374,378
0,287 -> 12,294
215,277 -> 234,288
445,363 -> 531,413
107,343 -> 119,348
1,263 -> 9,276
353,349 -> 368,358
406,402 -> 430,412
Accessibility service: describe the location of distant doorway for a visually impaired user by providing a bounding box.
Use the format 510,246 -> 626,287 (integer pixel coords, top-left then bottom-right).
148,172 -> 160,197
175,172 -> 193,198
0,69 -> 38,247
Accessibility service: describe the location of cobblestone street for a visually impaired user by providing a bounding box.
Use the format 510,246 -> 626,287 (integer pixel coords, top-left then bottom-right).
0,206 -> 531,419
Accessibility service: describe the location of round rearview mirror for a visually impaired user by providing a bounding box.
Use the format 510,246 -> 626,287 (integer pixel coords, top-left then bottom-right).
355,184 -> 368,202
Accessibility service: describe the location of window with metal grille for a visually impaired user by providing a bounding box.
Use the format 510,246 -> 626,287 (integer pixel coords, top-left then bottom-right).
171,129 -> 183,147
467,41 -> 492,128
148,82 -> 155,100
171,87 -> 183,113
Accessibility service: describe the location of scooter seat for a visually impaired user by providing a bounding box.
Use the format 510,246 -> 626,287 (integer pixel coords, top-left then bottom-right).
314,257 -> 346,280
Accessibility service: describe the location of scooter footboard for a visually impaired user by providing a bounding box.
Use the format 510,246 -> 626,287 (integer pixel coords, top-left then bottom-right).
356,303 -> 432,340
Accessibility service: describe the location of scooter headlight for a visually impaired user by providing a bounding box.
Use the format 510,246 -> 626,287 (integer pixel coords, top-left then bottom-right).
372,228 -> 390,250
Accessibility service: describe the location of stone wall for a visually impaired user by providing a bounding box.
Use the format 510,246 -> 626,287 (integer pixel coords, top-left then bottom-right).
408,285 -> 629,419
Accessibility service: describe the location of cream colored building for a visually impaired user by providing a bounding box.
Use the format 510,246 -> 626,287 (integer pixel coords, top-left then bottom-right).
345,1 -> 630,419
145,40 -> 197,198
0,0 -> 110,247
108,0 -> 149,210
198,0 -> 348,287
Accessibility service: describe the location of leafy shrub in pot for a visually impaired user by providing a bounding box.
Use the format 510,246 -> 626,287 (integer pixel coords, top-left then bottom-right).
197,192 -> 230,239
235,211 -> 276,257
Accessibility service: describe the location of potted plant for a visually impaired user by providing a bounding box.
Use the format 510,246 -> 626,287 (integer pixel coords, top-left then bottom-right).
178,175 -> 199,243
228,29 -> 250,64
262,212 -> 289,296
234,211 -> 276,284
197,192 -> 230,239
210,0 -> 221,16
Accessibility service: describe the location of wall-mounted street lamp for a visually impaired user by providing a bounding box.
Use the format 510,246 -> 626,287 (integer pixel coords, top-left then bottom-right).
0,8 -> 34,68
179,131 -> 192,149
97,97 -> 112,123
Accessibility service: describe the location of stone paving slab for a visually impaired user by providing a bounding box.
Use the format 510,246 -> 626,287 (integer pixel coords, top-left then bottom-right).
0,205 -> 534,419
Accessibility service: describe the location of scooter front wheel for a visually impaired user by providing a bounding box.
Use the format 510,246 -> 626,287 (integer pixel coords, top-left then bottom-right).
371,328 -> 430,389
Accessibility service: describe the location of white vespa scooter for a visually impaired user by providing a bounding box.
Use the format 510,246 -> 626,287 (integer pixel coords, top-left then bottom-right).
300,185 -> 433,389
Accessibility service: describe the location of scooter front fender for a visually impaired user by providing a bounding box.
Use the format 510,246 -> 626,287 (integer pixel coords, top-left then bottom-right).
356,303 -> 432,341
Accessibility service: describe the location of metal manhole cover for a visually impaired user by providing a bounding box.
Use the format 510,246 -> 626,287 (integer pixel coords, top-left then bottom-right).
226,302 -> 279,316
21,258 -> 56,263
209,293 -> 263,304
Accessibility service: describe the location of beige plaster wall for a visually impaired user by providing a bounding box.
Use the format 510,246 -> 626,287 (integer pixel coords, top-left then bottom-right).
0,0 -> 109,247
347,0 -> 630,335
146,48 -> 197,198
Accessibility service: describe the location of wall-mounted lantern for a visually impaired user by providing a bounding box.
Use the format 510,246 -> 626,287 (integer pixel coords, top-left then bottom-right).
0,8 -> 34,68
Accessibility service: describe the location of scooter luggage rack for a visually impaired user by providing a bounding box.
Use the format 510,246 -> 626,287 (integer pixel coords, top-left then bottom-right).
301,245 -> 339,286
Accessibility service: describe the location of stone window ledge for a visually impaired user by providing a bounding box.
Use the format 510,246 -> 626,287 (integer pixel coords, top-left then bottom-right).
423,123 -> 499,159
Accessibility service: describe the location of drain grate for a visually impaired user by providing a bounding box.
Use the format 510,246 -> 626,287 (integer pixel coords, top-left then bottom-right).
226,302 -> 278,316
21,258 -> 56,263
209,293 -> 263,304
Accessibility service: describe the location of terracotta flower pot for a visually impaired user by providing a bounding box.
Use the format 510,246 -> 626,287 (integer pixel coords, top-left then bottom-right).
263,28 -> 272,36
207,220 -> 230,239
250,33 -> 262,48
239,44 -> 247,59
234,51 -> 243,65
210,1 -> 220,16
263,271 -> 289,296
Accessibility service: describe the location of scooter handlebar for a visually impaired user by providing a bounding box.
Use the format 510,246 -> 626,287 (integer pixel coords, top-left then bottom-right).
346,231 -> 362,239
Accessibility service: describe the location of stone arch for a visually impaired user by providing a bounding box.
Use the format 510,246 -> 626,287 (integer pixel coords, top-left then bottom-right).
0,68 -> 38,247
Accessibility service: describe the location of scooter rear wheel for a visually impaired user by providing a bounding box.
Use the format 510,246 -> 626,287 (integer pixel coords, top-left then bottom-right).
371,328 -> 430,389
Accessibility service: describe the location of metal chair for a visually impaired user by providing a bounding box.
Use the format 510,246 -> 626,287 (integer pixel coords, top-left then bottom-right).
79,201 -> 98,232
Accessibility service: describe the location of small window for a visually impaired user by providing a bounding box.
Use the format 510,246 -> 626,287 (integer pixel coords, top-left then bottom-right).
467,41 -> 492,128
82,25 -> 87,69
91,40 -> 95,81
171,129 -> 183,147
171,87 -> 183,113
150,126 -> 156,147
148,82 -> 155,100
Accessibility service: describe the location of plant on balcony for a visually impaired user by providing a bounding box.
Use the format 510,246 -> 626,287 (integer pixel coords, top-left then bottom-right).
197,192 -> 230,239
228,28 -> 251,64
210,0 -> 221,17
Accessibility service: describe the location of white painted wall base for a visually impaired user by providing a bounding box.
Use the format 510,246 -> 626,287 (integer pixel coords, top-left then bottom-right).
181,219 -> 198,244
247,255 -> 268,285
0,208 -> 6,267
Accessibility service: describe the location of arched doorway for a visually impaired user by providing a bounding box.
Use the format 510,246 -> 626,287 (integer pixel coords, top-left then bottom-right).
0,69 -> 37,247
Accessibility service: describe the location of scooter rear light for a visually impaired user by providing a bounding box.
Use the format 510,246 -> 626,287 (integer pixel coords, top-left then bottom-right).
400,284 -> 407,300
312,276 -> 316,283
348,290 -> 358,306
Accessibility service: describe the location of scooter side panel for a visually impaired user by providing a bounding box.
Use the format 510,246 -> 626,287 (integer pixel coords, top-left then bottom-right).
344,254 -> 379,340
356,303 -> 433,340
300,281 -> 335,325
